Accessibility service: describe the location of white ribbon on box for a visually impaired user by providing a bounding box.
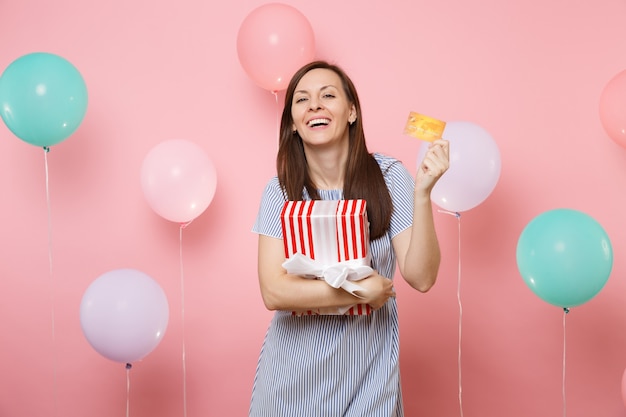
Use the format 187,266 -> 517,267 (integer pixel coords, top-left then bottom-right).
282,252 -> 373,315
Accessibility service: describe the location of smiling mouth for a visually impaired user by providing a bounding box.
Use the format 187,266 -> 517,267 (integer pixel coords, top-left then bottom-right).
307,118 -> 330,127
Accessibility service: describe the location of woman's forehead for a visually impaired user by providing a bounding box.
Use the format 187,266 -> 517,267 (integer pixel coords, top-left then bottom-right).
295,68 -> 341,91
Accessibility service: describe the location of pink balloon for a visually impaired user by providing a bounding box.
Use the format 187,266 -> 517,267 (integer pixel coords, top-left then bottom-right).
80,269 -> 169,364
599,69 -> 626,148
140,139 -> 217,224
417,121 -> 501,213
237,3 -> 315,92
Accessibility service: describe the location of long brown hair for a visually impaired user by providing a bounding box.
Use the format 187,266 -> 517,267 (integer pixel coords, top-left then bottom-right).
276,61 -> 392,240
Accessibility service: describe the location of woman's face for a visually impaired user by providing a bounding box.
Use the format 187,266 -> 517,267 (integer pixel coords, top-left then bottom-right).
291,68 -> 356,149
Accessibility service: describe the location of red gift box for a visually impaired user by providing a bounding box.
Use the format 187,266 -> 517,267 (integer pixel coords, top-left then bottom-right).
280,199 -> 373,316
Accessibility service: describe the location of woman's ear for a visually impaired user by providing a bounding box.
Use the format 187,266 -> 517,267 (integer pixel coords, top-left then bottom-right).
349,105 -> 357,124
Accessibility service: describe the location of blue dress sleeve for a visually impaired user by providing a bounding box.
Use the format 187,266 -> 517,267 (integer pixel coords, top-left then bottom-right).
252,177 -> 286,238
375,153 -> 415,239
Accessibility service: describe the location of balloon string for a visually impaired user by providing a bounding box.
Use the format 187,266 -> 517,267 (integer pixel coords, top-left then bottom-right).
438,209 -> 463,417
455,213 -> 463,417
44,146 -> 58,417
179,225 -> 188,417
126,363 -> 132,417
562,308 -> 569,417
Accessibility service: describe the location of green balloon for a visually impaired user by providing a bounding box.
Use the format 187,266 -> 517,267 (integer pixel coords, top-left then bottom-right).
516,208 -> 613,308
0,52 -> 88,147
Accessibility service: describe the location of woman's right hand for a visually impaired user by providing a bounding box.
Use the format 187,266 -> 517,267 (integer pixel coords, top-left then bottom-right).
355,272 -> 395,310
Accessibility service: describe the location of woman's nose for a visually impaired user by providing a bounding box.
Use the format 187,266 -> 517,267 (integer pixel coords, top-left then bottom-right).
308,98 -> 322,110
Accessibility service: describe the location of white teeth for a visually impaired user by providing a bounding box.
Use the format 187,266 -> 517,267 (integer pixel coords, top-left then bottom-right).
307,118 -> 330,127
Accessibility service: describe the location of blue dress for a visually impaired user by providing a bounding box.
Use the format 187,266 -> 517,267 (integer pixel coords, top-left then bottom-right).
250,154 -> 415,417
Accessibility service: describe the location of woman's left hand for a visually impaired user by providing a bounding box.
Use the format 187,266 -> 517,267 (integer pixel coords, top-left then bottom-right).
415,139 -> 449,195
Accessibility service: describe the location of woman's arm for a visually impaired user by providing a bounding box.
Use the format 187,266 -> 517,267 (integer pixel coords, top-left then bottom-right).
257,234 -> 394,311
393,139 -> 449,292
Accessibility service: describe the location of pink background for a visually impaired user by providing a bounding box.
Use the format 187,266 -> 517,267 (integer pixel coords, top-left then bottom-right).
1,0 -> 626,416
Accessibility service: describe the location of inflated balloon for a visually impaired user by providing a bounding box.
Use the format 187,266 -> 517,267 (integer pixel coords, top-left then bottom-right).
237,3 -> 315,92
80,269 -> 169,364
0,52 -> 88,147
141,139 -> 217,224
516,209 -> 613,308
599,69 -> 626,148
418,121 -> 501,212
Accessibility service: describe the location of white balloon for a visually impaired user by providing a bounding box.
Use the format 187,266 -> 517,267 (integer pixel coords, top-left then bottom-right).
418,121 -> 501,212
80,269 -> 169,364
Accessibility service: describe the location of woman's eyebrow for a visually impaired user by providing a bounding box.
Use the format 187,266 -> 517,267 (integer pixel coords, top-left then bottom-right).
294,85 -> 337,95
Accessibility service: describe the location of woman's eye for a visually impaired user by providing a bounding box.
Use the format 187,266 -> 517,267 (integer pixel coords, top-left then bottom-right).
295,97 -> 307,103
323,93 -> 335,98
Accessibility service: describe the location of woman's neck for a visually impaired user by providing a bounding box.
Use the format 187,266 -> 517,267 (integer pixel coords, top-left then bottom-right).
304,145 -> 348,190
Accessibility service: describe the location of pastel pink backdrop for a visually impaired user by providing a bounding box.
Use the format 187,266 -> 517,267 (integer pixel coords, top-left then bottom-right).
1,1 -> 625,417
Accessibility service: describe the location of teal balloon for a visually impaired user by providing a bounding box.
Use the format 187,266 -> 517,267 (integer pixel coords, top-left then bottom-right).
0,52 -> 88,147
516,209 -> 613,308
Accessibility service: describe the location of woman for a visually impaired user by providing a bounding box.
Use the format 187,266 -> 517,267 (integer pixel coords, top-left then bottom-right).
250,60 -> 450,416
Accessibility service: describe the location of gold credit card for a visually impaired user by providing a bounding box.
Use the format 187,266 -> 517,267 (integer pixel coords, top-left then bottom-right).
403,112 -> 446,142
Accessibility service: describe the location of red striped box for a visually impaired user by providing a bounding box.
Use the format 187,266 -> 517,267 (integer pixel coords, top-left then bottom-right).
280,199 -> 372,316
